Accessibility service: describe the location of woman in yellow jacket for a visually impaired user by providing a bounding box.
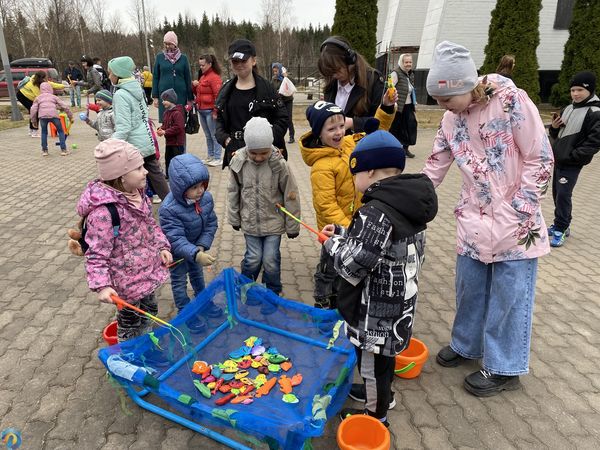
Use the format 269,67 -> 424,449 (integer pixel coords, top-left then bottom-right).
141,65 -> 153,105
17,70 -> 65,136
300,94 -> 396,308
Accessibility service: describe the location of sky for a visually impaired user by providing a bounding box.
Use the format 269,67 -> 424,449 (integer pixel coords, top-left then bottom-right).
108,0 -> 337,32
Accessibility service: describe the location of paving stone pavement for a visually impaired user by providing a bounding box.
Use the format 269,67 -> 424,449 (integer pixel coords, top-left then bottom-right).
1,110 -> 599,450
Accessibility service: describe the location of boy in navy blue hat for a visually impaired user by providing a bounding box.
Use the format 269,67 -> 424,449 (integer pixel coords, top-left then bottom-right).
321,130 -> 438,426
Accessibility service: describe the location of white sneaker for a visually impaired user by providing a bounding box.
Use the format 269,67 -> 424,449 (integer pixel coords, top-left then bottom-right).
208,159 -> 222,167
152,195 -> 162,204
202,157 -> 213,164
31,131 -> 40,138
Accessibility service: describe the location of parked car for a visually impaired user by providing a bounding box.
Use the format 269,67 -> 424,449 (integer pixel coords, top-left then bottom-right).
10,57 -> 54,68
0,67 -> 61,97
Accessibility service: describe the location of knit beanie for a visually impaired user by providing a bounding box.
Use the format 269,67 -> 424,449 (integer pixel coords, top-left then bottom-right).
349,130 -> 405,175
426,41 -> 478,97
95,138 -> 144,181
163,31 -> 178,46
161,88 -> 178,104
244,117 -> 273,150
570,71 -> 596,94
108,56 -> 135,78
305,101 -> 345,137
95,89 -> 112,104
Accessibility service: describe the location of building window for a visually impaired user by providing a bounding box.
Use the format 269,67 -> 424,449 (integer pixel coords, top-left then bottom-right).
554,0 -> 574,30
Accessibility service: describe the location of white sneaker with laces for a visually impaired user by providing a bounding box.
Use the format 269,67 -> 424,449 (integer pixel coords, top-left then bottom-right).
208,159 -> 222,167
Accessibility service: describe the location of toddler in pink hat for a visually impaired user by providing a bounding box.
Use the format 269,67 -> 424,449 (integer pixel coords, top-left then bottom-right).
76,138 -> 173,341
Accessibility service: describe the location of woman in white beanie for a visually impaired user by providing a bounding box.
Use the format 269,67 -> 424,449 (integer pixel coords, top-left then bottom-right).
422,41 -> 554,396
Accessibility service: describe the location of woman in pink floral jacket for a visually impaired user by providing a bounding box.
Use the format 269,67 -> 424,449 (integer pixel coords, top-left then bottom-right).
77,139 -> 172,341
422,42 -> 554,397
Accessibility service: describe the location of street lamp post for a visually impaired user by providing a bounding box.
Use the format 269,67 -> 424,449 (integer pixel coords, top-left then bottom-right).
141,0 -> 152,69
0,19 -> 23,121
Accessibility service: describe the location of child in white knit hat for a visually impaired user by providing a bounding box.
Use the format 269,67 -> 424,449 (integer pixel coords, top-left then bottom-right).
227,117 -> 300,295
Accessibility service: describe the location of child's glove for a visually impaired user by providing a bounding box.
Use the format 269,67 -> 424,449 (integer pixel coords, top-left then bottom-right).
287,233 -> 299,239
196,251 -> 216,266
88,103 -> 100,113
79,112 -> 88,121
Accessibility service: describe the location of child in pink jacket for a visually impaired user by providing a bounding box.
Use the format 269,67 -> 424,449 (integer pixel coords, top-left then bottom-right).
77,138 -> 173,341
30,82 -> 73,156
422,41 -> 553,397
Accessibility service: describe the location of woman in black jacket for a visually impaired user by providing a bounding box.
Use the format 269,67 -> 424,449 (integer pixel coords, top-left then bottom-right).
215,39 -> 288,168
318,36 -> 384,133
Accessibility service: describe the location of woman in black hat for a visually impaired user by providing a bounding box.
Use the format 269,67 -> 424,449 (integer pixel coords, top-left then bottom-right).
215,38 -> 289,168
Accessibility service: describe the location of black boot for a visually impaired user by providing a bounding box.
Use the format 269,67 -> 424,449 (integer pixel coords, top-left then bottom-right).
464,369 -> 521,397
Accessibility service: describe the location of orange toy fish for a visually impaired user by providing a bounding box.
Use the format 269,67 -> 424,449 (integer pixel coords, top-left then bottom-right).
290,374 -> 303,386
278,375 -> 293,394
255,377 -> 277,398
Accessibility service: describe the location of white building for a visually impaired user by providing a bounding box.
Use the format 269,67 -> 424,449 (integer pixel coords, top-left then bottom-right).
376,0 -> 574,102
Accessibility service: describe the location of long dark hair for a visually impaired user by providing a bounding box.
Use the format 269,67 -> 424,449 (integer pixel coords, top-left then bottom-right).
199,54 -> 222,77
318,36 -> 373,116
32,71 -> 47,87
496,55 -> 515,77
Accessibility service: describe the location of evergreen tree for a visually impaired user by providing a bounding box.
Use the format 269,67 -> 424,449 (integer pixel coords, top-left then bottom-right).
551,0 -> 600,106
331,0 -> 378,65
199,13 -> 211,47
481,0 -> 542,103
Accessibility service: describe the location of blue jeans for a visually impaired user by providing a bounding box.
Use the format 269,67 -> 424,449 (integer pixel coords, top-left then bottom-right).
241,234 -> 282,294
450,255 -> 538,375
39,117 -> 66,151
70,85 -> 81,107
198,109 -> 221,160
170,259 -> 205,312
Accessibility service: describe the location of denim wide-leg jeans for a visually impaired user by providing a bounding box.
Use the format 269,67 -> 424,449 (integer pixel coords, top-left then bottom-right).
450,255 -> 538,375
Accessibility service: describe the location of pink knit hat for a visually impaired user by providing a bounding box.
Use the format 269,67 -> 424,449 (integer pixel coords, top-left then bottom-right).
163,31 -> 178,46
94,139 -> 144,181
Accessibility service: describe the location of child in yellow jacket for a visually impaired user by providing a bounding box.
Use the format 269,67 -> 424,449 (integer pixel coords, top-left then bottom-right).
299,94 -> 397,308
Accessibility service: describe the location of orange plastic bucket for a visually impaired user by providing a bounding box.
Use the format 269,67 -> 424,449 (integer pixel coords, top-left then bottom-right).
103,321 -> 118,345
49,112 -> 71,137
395,337 -> 428,379
337,414 -> 390,450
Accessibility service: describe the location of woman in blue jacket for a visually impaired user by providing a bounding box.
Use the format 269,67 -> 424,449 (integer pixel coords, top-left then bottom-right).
152,31 -> 194,122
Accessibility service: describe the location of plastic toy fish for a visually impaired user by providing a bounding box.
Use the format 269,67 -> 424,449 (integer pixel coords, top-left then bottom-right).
278,375 -> 293,394
229,346 -> 251,359
221,360 -> 238,373
266,347 -> 279,355
387,74 -> 396,102
255,377 -> 277,398
211,366 -> 222,378
268,364 -> 281,373
222,373 -> 235,381
254,374 -> 267,387
267,354 -> 288,364
229,380 -> 244,389
251,345 -> 266,356
244,336 -> 259,347
237,359 -> 252,369
202,375 -> 216,383
218,384 -> 232,393
290,374 -> 303,386
235,370 -> 249,380
192,361 -> 210,376
215,393 -> 236,405
251,359 -> 263,369
280,361 -> 292,372
231,395 -> 252,404
193,380 -> 212,399
282,393 -> 299,404
212,378 -> 224,395
257,366 -> 270,375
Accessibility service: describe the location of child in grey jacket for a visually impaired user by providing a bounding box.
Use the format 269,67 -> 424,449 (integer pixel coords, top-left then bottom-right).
84,90 -> 115,141
227,117 -> 300,295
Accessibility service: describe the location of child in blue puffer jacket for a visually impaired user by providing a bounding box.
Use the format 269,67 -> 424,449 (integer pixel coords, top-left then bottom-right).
159,154 -> 221,318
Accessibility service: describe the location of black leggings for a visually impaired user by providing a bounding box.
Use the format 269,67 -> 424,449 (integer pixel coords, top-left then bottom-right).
17,90 -> 36,130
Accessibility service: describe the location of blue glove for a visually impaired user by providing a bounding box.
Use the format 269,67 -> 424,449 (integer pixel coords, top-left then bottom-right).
79,112 -> 87,121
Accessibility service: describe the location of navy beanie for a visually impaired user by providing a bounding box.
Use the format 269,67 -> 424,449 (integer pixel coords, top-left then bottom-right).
306,101 -> 345,137
350,130 -> 405,174
570,71 -> 596,94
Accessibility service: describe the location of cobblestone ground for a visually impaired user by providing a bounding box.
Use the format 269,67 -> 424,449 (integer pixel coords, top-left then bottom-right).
1,110 -> 599,450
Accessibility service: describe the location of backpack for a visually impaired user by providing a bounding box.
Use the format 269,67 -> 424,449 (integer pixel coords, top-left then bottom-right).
17,76 -> 30,90
79,203 -> 120,254
95,66 -> 112,91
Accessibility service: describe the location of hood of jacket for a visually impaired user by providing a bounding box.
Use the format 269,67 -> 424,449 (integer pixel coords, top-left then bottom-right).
299,132 -> 344,166
114,78 -> 144,102
40,82 -> 54,95
77,180 -> 129,217
168,154 -> 210,206
229,145 -> 283,172
361,173 -> 438,239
